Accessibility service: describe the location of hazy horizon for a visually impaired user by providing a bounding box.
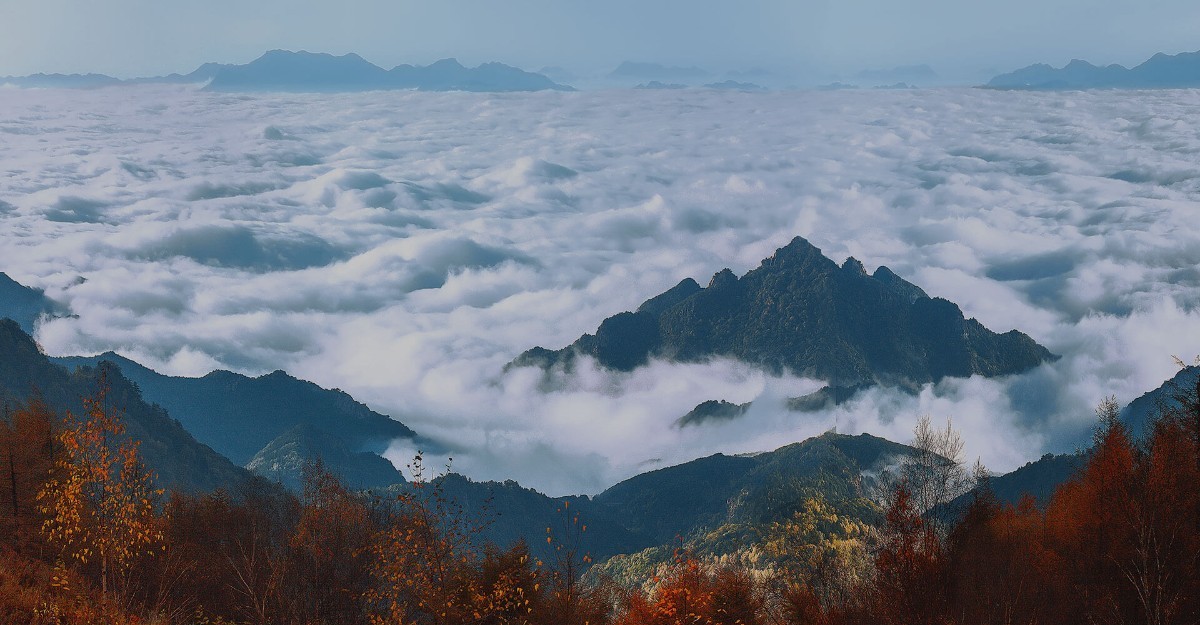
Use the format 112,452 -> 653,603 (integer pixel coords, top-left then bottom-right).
3,0 -> 1199,80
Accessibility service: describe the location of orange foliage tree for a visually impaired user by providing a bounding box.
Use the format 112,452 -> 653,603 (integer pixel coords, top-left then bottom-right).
285,461 -> 377,625
616,552 -> 762,625
0,395 -> 58,544
368,453 -> 539,625
36,371 -> 162,601
869,482 -> 945,625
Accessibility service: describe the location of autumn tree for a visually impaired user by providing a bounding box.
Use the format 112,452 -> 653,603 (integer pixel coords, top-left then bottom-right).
368,453 -> 514,625
154,480 -> 298,625
0,395 -> 58,544
763,495 -> 872,613
616,551 -> 763,625
543,499 -> 615,625
869,483 -> 946,625
1162,358 -> 1200,535
284,461 -> 377,625
37,371 -> 162,602
898,416 -> 973,528
1111,378 -> 1200,625
944,491 -> 1067,624
1043,397 -> 1138,623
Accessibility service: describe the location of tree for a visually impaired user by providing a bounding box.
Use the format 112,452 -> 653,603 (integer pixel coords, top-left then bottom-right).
0,395 -> 58,543
368,453 -> 502,625
156,480 -> 298,625
545,499 -> 610,625
616,551 -> 763,625
870,483 -> 945,625
763,495 -> 872,611
285,461 -> 376,625
37,371 -> 162,601
897,416 -> 973,530
944,492 -> 1066,625
1045,396 -> 1139,624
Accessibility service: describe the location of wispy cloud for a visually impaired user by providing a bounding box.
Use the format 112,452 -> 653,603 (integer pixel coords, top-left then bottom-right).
3,85 -> 1200,494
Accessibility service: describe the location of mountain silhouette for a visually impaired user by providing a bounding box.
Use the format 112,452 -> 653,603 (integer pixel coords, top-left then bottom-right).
0,73 -> 122,88
0,273 -> 64,335
1,51 -> 571,92
205,50 -> 571,92
245,423 -> 405,492
205,50 -> 389,91
54,352 -> 417,466
987,50 -> 1200,89
610,61 -> 710,82
703,80 -> 766,91
511,236 -> 1056,389
0,319 -> 252,493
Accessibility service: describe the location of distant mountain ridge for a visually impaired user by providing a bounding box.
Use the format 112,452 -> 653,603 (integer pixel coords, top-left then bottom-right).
855,64 -> 938,84
511,236 -> 1056,389
246,424 -> 406,492
396,431 -> 920,565
53,351 -> 417,466
0,319 -> 252,493
987,50 -> 1200,89
1,50 -> 572,92
0,73 -> 123,88
610,61 -> 710,82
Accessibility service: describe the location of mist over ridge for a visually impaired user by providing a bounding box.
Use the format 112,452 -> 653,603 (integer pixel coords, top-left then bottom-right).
3,85 -> 1200,494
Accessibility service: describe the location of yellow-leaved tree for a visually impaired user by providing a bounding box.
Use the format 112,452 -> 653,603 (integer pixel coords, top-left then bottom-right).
37,368 -> 162,602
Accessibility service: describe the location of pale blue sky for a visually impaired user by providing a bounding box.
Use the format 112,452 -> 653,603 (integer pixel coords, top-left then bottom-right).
2,0 -> 1198,78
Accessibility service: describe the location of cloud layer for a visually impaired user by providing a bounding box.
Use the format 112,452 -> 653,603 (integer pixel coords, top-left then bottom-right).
3,85 -> 1200,494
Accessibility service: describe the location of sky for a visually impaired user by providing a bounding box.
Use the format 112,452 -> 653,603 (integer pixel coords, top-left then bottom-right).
2,0 -> 1199,79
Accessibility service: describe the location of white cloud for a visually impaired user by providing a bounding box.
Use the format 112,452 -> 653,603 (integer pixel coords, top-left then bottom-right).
4,85 -> 1200,494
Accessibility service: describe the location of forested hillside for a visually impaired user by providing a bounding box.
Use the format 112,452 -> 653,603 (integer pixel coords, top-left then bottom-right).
3,359 -> 1198,624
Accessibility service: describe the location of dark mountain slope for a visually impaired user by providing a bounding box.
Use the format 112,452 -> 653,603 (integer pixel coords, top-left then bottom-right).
245,424 -> 405,492
1122,365 -> 1200,440
54,352 -> 416,466
0,319 -> 250,493
512,236 -> 1056,388
418,474 -> 655,563
594,432 -> 916,546
988,452 -> 1084,507
941,367 -> 1200,515
390,432 -> 918,565
0,273 -> 64,335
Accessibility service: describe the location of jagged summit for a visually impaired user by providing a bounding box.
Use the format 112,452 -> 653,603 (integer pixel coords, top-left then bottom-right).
842,256 -> 868,276
510,236 -> 1056,388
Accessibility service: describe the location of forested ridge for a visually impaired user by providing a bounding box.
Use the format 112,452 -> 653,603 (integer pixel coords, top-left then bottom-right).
3,360 -> 1200,624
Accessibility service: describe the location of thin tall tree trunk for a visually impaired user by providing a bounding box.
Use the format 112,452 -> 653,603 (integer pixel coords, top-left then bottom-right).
8,440 -> 17,519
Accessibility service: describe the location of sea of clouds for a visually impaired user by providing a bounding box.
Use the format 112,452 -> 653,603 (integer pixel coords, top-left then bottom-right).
3,85 -> 1200,495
